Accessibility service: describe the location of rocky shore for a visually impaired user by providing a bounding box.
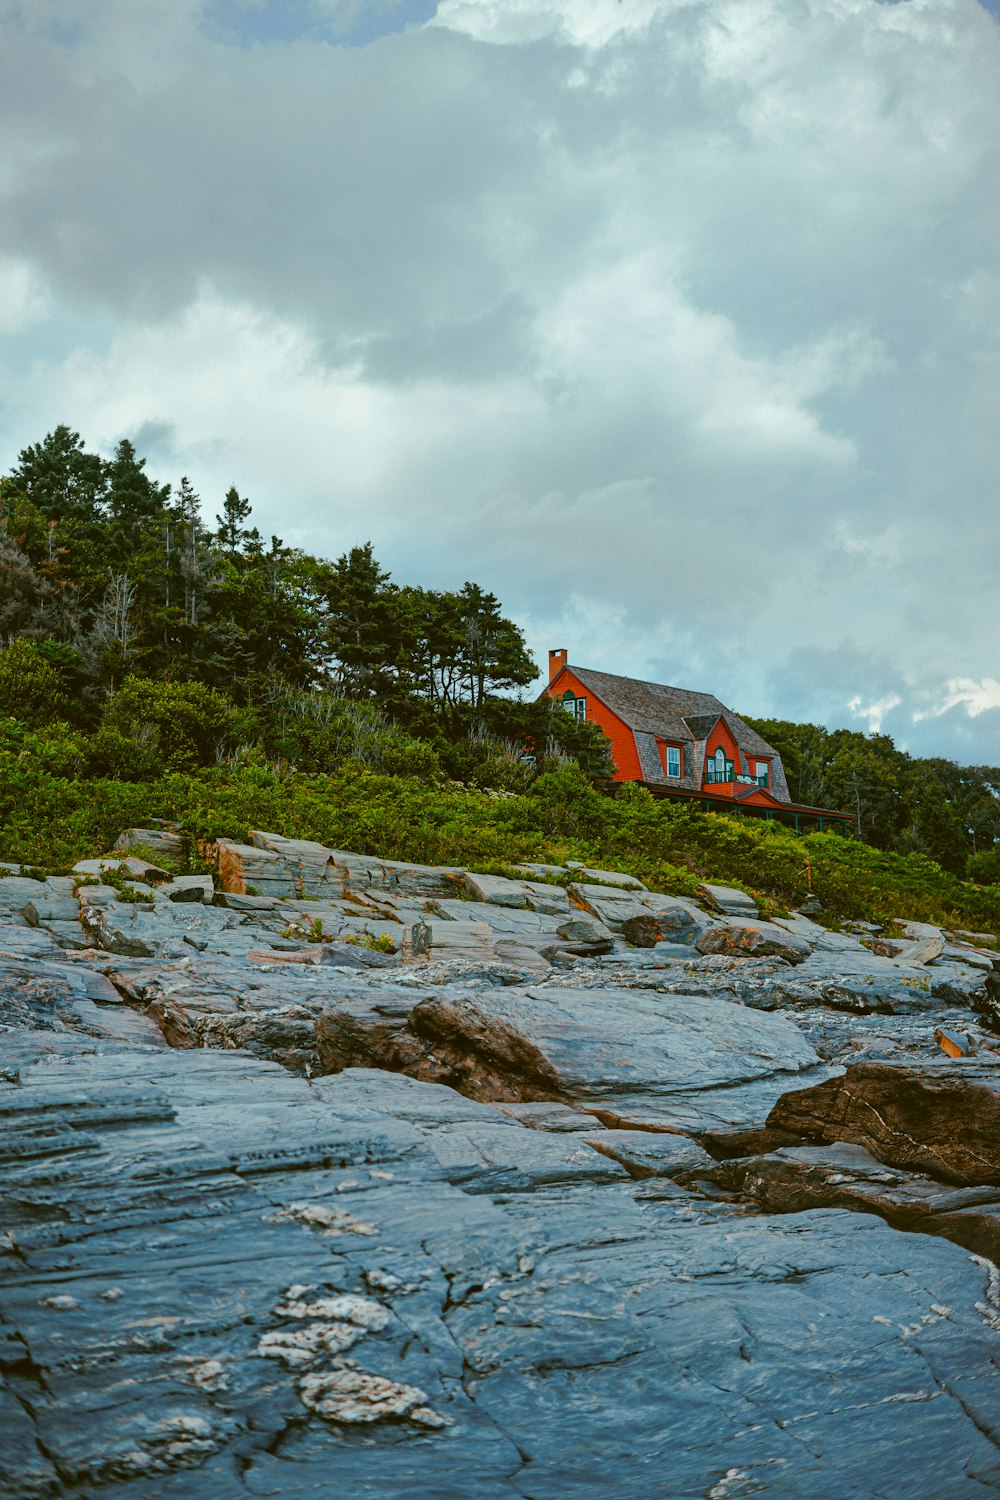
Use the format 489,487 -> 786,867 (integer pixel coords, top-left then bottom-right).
3,830 -> 1000,1497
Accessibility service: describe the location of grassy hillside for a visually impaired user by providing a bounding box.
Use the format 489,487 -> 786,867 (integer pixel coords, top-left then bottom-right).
2,723 -> 998,939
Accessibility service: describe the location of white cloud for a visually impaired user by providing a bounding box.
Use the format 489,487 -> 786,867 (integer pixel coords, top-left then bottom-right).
433,0 -> 681,47
915,678 -> 1000,722
0,258 -> 49,336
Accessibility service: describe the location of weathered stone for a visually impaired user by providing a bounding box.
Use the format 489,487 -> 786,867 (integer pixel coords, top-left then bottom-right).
6,832 -> 1000,1497
620,913 -> 663,947
697,882 -> 759,916
554,915 -> 609,944
317,983 -> 828,1131
695,919 -> 812,965
583,1129 -> 719,1181
936,1025 -> 974,1057
402,919 -> 493,961
113,825 -> 187,868
567,886 -> 655,933
893,919 -> 947,942
732,1142 -> 1000,1261
637,896 -> 708,943
22,897 -> 81,925
160,874 -> 214,902
768,1058 -> 1000,1185
907,936 -> 947,965
3,1046 -> 1000,1498
73,854 -> 172,883
564,862 -> 646,890
461,870 -> 571,917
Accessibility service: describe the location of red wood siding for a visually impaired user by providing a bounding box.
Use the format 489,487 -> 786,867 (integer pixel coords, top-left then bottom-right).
543,668 -> 642,781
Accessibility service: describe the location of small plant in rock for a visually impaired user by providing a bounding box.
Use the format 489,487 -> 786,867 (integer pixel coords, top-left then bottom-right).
98,862 -> 153,904
279,915 -> 332,942
343,929 -> 396,954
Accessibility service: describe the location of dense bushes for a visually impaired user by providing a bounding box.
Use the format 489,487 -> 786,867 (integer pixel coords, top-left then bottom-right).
1,734 -> 998,938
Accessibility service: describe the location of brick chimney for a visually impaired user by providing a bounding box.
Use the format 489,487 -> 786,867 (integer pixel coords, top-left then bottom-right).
548,648 -> 568,684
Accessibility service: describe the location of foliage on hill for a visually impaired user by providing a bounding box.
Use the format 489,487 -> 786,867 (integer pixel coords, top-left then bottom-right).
2,718 -> 998,940
0,426 -> 612,783
745,716 -> 1000,876
1,424 -> 998,908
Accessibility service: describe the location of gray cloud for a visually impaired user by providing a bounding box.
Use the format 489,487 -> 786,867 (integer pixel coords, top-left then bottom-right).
0,0 -> 998,761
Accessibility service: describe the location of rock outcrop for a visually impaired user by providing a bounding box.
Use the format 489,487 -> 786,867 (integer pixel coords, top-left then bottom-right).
3,833 -> 1000,1497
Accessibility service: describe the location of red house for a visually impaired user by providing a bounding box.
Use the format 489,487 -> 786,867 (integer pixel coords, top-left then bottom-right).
543,650 -> 851,832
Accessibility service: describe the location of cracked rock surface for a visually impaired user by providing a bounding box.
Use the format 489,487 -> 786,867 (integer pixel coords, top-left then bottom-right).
2,837 -> 1000,1496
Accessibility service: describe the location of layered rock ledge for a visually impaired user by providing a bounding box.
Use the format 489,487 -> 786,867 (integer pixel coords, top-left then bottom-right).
2,834 -> 1000,1497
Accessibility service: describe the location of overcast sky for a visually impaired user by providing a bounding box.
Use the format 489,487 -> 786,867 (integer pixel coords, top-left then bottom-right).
1,0 -> 998,762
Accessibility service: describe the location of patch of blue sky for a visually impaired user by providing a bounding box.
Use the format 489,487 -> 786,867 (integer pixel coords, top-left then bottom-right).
0,6 -> 86,46
201,0 -> 438,49
0,311 -> 114,381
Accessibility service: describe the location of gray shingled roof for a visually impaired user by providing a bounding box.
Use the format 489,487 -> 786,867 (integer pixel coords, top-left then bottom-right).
568,664 -> 791,803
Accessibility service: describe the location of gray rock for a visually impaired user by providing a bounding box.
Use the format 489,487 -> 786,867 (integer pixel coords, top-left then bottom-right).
317,982 -> 828,1134
695,919 -> 812,965
564,863 -> 646,890
21,896 -> 80,925
767,1057 -> 1000,1185
402,919 -> 494,961
733,1142 -> 1000,1262
161,874 -> 215,903
113,825 -> 187,867
461,871 -> 571,917
582,1129 -> 719,1181
697,882 -> 759,916
620,913 -> 663,947
6,833 -> 1000,1497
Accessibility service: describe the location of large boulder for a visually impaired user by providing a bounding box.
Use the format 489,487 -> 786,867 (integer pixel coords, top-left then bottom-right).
317,984 -> 829,1132
695,919 -> 812,965
767,1058 -> 1000,1185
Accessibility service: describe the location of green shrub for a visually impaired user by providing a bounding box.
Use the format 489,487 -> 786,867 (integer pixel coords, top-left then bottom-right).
0,639 -> 71,727
0,745 -> 998,936
967,848 -> 1000,887
100,677 -> 251,774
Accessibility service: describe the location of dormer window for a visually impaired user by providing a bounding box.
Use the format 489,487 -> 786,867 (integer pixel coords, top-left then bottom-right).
755,760 -> 769,788
665,745 -> 682,778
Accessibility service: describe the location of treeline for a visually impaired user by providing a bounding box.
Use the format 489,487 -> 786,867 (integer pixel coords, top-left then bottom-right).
0,426 -> 610,785
1,425 -> 998,884
746,717 -> 1000,880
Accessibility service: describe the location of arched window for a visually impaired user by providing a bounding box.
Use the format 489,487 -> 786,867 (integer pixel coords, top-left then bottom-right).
706,746 -> 734,784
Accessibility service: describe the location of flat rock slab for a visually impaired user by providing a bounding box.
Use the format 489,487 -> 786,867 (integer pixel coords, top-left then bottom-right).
710,948 -> 990,1015
461,871 -> 571,917
582,1129 -> 719,1181
565,863 -> 646,889
768,1057 -> 1000,1185
3,1048 -> 1000,1499
697,882 -> 759,916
